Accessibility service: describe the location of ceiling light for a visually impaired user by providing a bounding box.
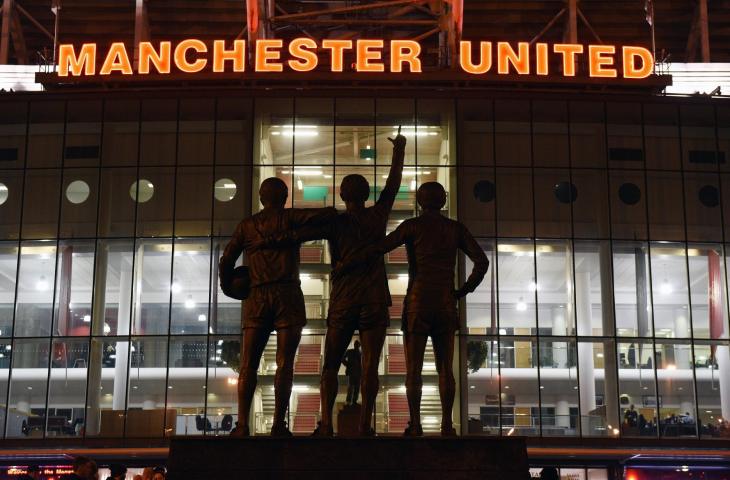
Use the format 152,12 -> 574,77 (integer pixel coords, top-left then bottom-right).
83,315 -> 91,323
171,282 -> 182,294
185,296 -> 196,309
528,281 -> 538,292
297,179 -> 303,191
198,314 -> 207,322
516,299 -> 527,312
35,276 -> 49,291
660,280 -> 673,295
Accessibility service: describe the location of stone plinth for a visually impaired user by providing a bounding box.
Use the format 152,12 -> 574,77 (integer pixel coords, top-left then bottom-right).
167,435 -> 530,480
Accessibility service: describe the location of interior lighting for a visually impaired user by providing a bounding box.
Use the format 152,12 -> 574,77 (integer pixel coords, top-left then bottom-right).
35,276 -> 49,291
516,298 -> 527,312
185,296 -> 196,309
83,315 -> 91,323
171,282 -> 182,294
297,179 -> 304,191
660,280 -> 673,295
197,314 -> 207,322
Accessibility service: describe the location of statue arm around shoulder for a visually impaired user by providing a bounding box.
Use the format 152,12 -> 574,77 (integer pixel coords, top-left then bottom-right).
454,224 -> 489,299
334,223 -> 409,277
290,206 -> 338,228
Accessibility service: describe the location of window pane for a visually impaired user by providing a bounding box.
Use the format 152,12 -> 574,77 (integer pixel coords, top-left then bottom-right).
167,336 -> 207,436
688,245 -> 729,340
498,240 -> 536,333
578,340 -> 620,437
0,243 -> 18,338
681,105 -> 717,172
570,101 -> 606,168
22,169 -> 61,239
85,337 -> 129,438
212,166 -> 251,236
497,168 -> 533,237
534,169 -> 572,238
170,240 -> 211,335
376,98 -> 415,167
53,241 -> 95,337
618,341 -> 657,437
685,172 -> 722,243
60,168 -> 99,238
294,98 -> 333,166
644,104 -> 680,170
458,167 -> 495,237
613,242 -> 652,337
65,101 -> 102,168
650,242 -> 690,339
140,100 -> 177,166
47,337 -> 89,437
206,336 -> 240,434
417,98 -> 454,166
175,167 -> 213,236
536,240 -> 574,334
609,170 -> 647,240
94,240 -> 134,337
571,169 -> 609,239
102,99 -> 139,167
0,339 -> 10,437
98,167 -> 137,238
607,103 -> 643,171
457,99 -> 493,166
0,170 -> 23,239
132,240 -> 172,336
495,100 -> 530,167
178,99 -> 214,166
255,98 -> 293,166
465,337 -> 500,435
539,338 -> 578,436
533,100 -> 569,168
15,242 -> 57,337
500,336 -> 540,436
574,240 -> 613,337
0,101 -> 27,169
216,97 -> 252,165
655,340 -> 697,438
211,239 -> 241,335
465,240 -> 495,333
6,339 -> 50,438
335,98 -> 374,166
135,167 -> 174,238
694,341 -> 727,438
646,171 -> 685,241
27,101 -> 64,168
127,336 -> 170,437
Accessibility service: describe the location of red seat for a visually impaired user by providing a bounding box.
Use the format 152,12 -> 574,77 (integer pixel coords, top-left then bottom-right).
387,343 -> 406,375
389,295 -> 404,320
387,247 -> 408,263
387,392 -> 410,433
292,392 -> 320,433
294,343 -> 321,374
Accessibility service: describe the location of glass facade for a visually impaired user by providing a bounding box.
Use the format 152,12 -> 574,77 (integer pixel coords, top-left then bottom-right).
0,93 -> 729,441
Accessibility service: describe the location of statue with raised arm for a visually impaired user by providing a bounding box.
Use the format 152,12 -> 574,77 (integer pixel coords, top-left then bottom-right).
339,182 -> 489,436
219,177 -> 336,437
262,131 -> 406,436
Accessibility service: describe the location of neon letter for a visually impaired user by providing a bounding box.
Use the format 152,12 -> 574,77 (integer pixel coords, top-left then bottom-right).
356,40 -> 385,72
459,41 -> 492,74
390,40 -> 422,73
139,42 -> 171,74
255,39 -> 283,72
623,46 -> 653,79
58,44 -> 96,77
100,43 -> 133,75
589,45 -> 617,78
321,40 -> 352,72
497,42 -> 529,75
288,38 -> 318,72
213,40 -> 246,72
536,43 -> 549,75
174,39 -> 208,73
553,44 -> 583,76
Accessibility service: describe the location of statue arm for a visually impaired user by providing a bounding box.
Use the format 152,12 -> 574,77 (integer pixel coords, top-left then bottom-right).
289,207 -> 338,228
374,134 -> 406,214
219,222 -> 246,295
454,224 -> 489,299
334,223 -> 409,277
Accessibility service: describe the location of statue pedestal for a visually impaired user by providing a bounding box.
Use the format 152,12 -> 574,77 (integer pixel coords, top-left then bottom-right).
167,436 -> 530,479
336,403 -> 361,436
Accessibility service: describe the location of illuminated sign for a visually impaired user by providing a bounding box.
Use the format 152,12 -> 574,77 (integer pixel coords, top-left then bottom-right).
57,38 -> 654,79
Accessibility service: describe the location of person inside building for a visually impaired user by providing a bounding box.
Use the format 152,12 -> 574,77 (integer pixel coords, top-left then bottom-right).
624,404 -> 638,427
343,340 -> 362,405
338,182 -> 489,436
219,177 -> 336,436
539,467 -> 560,480
258,130 -> 406,436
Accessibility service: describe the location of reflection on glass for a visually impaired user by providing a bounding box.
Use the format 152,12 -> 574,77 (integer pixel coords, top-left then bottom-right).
15,243 -> 57,337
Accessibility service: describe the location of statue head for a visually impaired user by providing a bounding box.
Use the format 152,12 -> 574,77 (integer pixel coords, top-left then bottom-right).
340,174 -> 370,204
417,182 -> 446,211
259,177 -> 288,208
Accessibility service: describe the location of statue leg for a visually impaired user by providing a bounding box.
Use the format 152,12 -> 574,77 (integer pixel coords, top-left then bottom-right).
432,329 -> 456,435
319,327 -> 354,432
237,327 -> 270,435
273,326 -> 303,433
404,332 -> 428,433
359,325 -> 386,434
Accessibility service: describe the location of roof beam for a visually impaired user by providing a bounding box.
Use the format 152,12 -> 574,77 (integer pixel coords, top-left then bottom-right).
698,0 -> 710,62
273,0 -> 421,22
15,2 -> 54,41
9,1 -> 25,64
0,0 -> 13,64
564,0 -> 578,43
133,0 -> 150,67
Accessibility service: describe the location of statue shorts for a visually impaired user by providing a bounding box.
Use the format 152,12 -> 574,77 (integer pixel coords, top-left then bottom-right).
327,303 -> 390,331
402,309 -> 459,335
243,283 -> 307,331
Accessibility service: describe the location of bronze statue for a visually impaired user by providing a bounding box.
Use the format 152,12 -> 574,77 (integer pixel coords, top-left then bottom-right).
339,182 -> 489,436
219,177 -> 336,437
262,132 -> 406,436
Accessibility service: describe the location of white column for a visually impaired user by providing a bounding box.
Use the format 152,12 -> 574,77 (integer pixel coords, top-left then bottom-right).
576,271 -> 596,418
552,307 -> 568,368
113,259 -> 132,411
717,345 -> 730,420
674,308 -> 690,341
599,243 -> 621,430
555,399 -> 570,428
